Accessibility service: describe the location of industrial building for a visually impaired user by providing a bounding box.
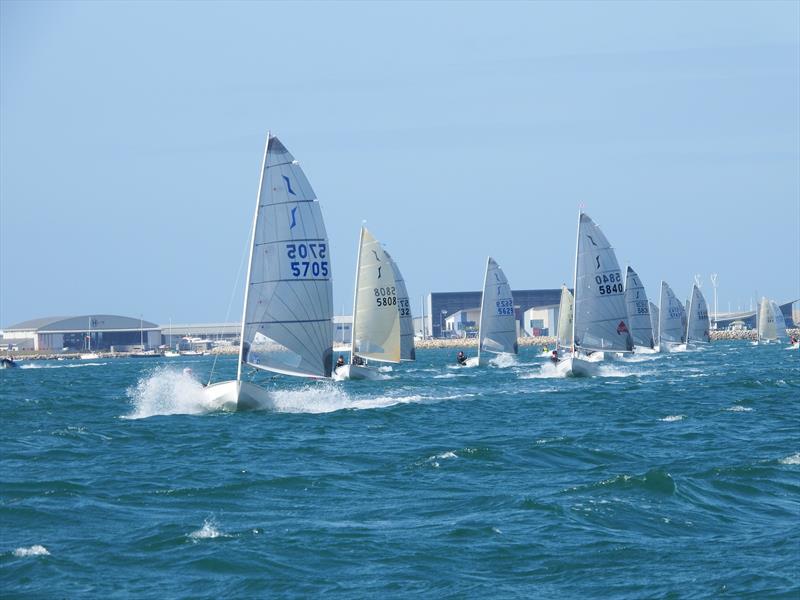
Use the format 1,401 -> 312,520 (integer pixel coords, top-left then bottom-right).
2,315 -> 160,352
425,289 -> 563,338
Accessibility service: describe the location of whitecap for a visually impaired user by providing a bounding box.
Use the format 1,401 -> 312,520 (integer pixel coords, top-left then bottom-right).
779,453 -> 800,465
123,366 -> 228,419
13,545 -> 50,557
726,406 -> 753,412
660,415 -> 685,422
189,518 -> 228,541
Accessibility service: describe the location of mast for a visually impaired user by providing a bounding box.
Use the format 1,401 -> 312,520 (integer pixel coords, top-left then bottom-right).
570,210 -> 581,354
140,314 -> 144,349
476,257 -> 492,362
237,132 -> 270,382
685,286 -> 694,345
350,225 -> 366,359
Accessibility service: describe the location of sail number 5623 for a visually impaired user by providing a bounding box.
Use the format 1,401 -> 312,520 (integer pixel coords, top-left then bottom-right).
286,243 -> 329,278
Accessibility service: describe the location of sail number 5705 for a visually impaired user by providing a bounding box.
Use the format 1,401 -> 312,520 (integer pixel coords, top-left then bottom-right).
286,243 -> 329,278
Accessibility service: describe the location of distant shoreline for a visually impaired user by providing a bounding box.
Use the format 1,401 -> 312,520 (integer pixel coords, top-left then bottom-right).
3,329 -> 796,361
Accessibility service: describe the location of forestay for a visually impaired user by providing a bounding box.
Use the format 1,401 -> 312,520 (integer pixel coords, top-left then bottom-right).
686,284 -> 710,343
658,281 -> 686,344
477,257 -> 517,361
624,266 -> 655,348
241,135 -> 333,378
557,285 -> 574,350
385,250 -> 415,361
352,227 -> 401,363
573,213 -> 633,352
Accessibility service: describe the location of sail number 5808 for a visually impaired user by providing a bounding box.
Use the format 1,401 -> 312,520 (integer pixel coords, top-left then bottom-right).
286,243 -> 329,278
374,286 -> 397,307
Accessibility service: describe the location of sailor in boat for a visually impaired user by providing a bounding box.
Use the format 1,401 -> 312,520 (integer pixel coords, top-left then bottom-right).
336,355 -> 345,369
550,350 -> 559,364
456,351 -> 467,366
352,355 -> 365,366
542,345 -> 549,354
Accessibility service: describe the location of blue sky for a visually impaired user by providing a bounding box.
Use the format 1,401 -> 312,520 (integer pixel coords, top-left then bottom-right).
2,0 -> 798,326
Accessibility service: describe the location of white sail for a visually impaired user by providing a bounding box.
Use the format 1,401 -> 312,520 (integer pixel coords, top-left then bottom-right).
385,250 -> 415,361
685,284 -> 710,343
240,135 -> 333,378
658,281 -> 686,344
649,301 -> 660,345
624,266 -> 655,348
770,301 -> 787,340
351,227 -> 401,363
556,285 -> 574,350
477,257 -> 517,363
573,213 -> 633,353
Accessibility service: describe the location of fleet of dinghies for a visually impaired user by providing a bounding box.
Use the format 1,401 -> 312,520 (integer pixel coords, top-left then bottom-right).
200,135 -> 794,406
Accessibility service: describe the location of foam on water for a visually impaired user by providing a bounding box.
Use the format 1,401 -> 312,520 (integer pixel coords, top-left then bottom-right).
488,353 -> 518,368
726,405 -> 754,412
188,518 -> 229,541
124,367 -> 229,419
779,453 -> 800,465
660,415 -> 685,422
13,545 -> 50,557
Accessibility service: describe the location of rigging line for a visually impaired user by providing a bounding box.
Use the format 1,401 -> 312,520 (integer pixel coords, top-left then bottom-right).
208,226 -> 252,386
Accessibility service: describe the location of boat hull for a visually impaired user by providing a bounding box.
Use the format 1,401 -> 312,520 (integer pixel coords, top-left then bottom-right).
556,356 -> 599,377
332,364 -> 385,381
200,380 -> 274,411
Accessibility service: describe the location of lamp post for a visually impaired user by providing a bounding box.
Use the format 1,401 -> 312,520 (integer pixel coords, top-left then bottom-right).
440,309 -> 447,339
710,274 -> 718,330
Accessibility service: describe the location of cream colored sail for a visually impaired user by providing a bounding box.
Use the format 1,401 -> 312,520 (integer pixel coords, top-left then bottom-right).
476,257 -> 517,364
351,227 -> 401,363
557,285 -> 574,350
385,250 -> 415,361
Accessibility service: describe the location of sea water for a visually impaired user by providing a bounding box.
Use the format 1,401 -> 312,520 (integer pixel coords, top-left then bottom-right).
1,342 -> 798,598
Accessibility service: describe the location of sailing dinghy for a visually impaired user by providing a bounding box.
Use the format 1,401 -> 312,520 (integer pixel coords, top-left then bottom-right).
553,284 -> 574,361
385,250 -> 416,362
657,281 -> 686,353
685,284 -> 711,348
624,266 -> 656,353
755,297 -> 786,345
557,213 -> 633,376
464,257 -> 518,367
333,227 -> 401,380
201,133 -> 334,409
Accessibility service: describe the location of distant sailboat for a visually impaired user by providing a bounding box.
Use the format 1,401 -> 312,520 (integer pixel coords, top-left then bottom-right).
385,250 -> 415,361
624,266 -> 655,352
685,284 -> 711,347
464,257 -> 517,367
201,133 -> 333,409
658,281 -> 686,352
649,301 -> 660,348
756,297 -> 786,345
555,284 -> 574,358
334,226 -> 401,380
79,317 -> 100,360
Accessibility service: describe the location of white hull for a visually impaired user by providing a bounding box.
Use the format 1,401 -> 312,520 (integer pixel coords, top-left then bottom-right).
180,351 -> 204,356
464,356 -> 481,368
785,342 -> 799,351
79,353 -> 100,360
163,351 -> 180,357
633,346 -> 658,354
556,356 -> 600,377
200,380 -> 274,411
659,341 -> 685,353
332,364 -> 385,381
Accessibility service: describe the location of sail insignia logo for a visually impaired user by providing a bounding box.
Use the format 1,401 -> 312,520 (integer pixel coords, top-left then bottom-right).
282,175 -> 296,196
289,207 -> 298,229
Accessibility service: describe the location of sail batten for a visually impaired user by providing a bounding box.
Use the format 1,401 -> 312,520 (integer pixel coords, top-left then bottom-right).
240,134 -> 333,378
573,214 -> 633,353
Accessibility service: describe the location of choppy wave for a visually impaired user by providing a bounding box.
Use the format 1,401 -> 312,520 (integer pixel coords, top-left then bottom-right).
779,453 -> 800,465
660,415 -> 685,422
20,362 -> 107,369
188,518 -> 230,541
